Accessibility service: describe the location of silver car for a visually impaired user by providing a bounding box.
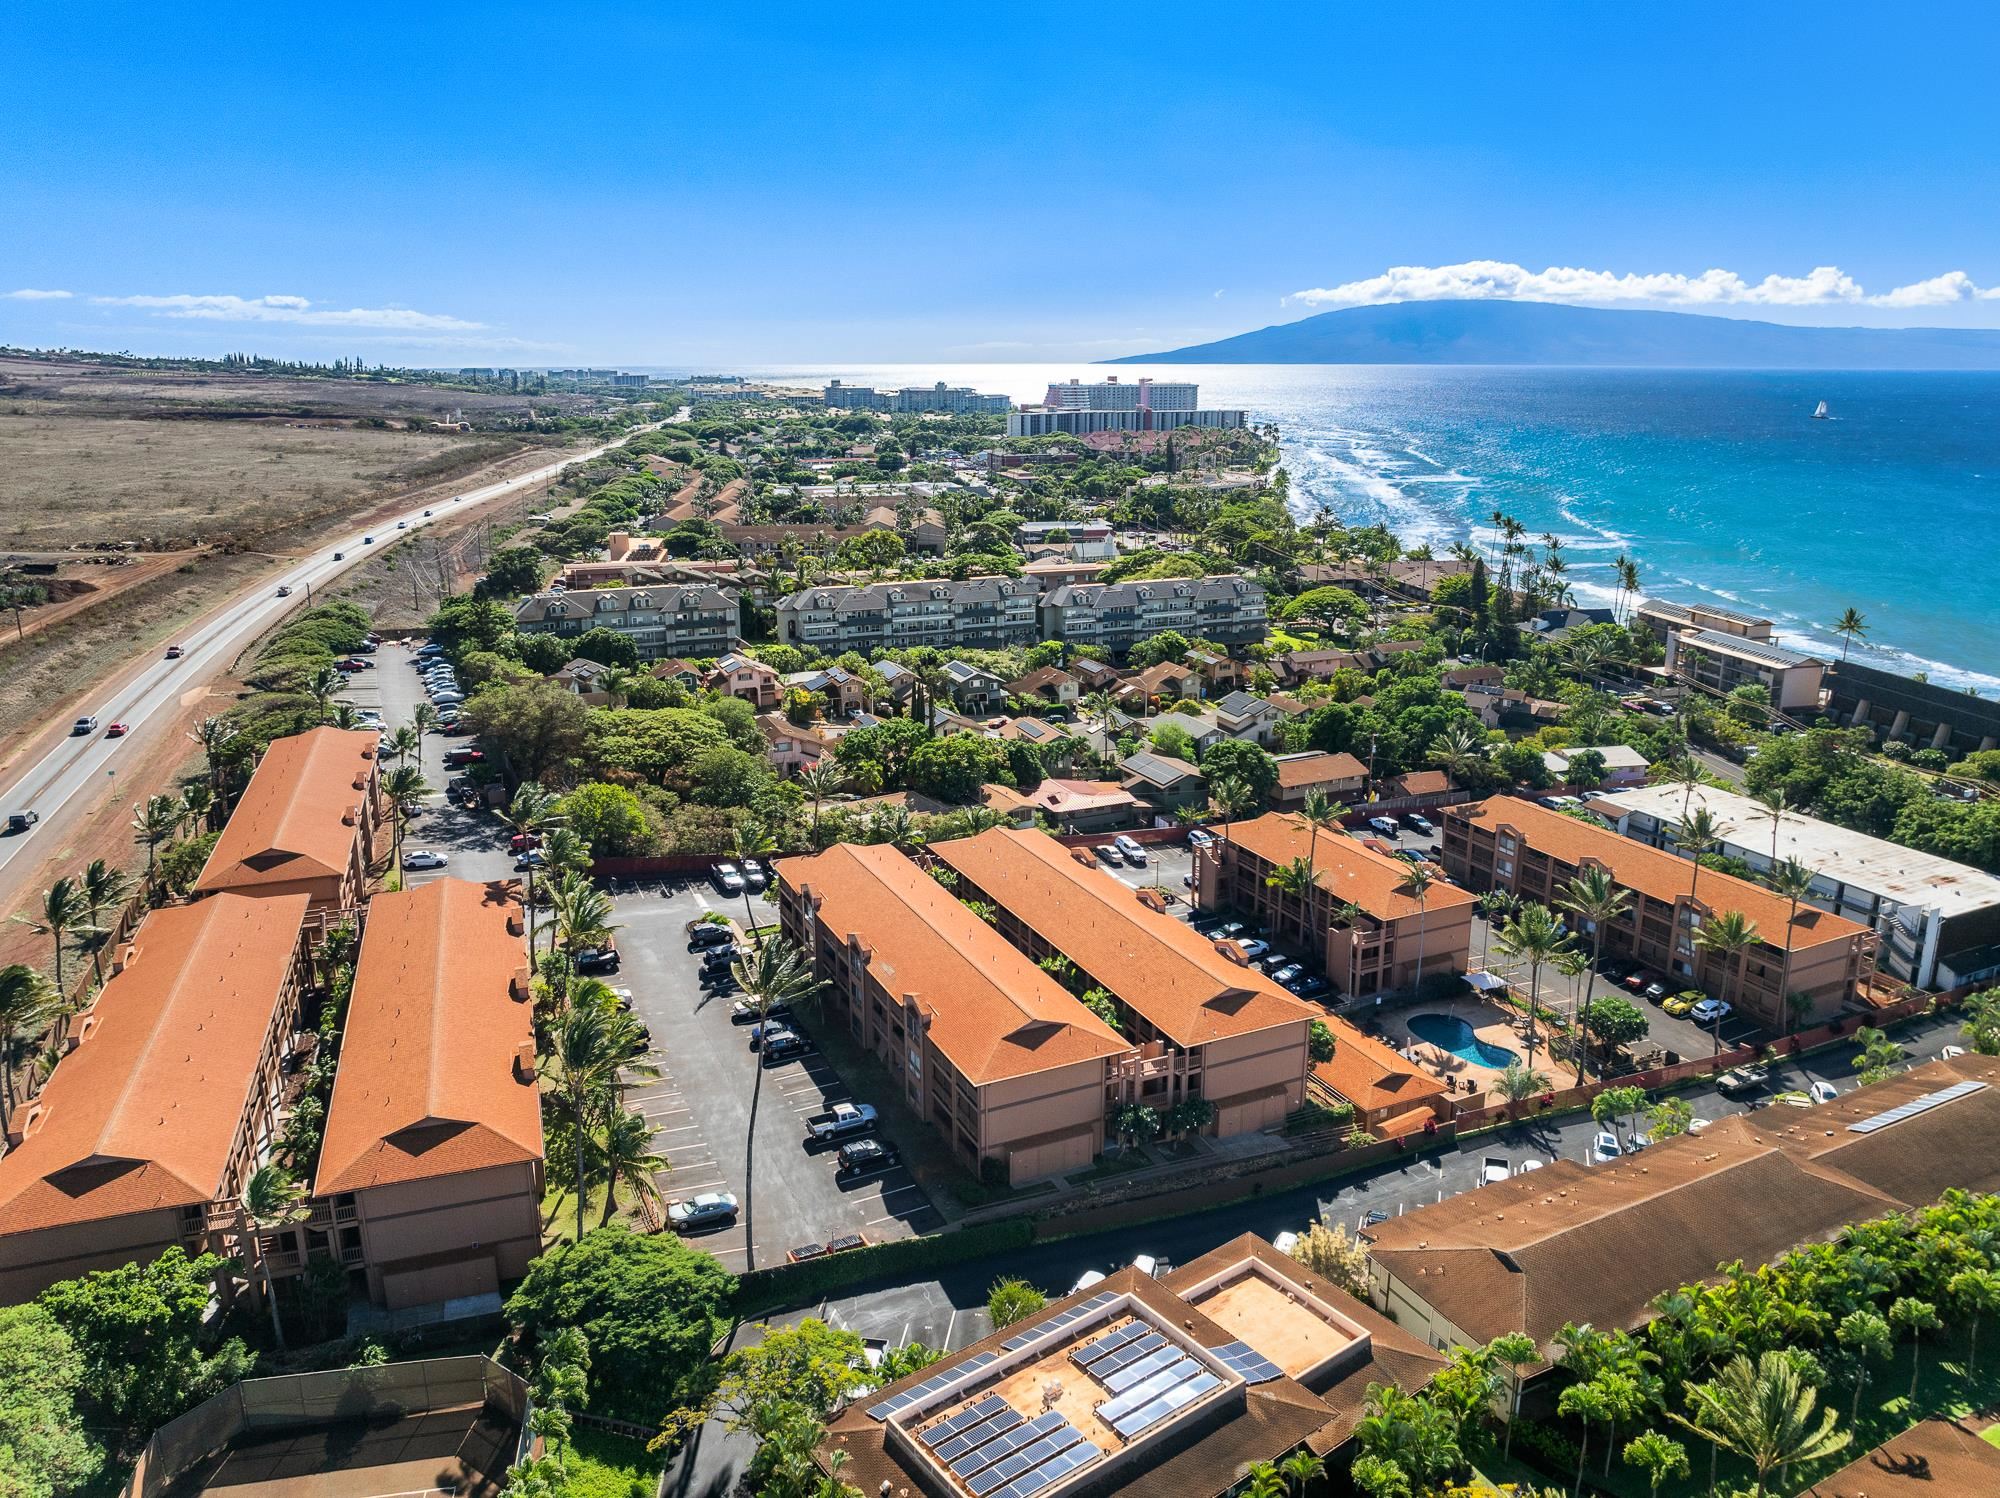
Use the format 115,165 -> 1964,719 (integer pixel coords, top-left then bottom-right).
667,1191 -> 739,1231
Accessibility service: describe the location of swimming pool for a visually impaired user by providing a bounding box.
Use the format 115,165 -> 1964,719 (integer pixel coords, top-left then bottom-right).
1407,1012 -> 1520,1068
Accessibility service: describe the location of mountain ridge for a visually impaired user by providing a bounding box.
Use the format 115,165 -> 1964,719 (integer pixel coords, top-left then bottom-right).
1105,300 -> 2000,369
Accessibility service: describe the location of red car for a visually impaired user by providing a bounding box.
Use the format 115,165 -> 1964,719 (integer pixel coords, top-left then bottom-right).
105,722 -> 129,738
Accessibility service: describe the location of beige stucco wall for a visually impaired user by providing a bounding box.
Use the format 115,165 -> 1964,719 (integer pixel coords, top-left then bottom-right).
352,1160 -> 543,1307
0,1211 -> 187,1305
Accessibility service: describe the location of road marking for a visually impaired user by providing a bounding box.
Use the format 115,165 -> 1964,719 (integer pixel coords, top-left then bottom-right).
693,891 -> 711,909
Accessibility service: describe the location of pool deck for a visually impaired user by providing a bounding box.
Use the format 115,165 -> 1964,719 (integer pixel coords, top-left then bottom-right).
1379,996 -> 1554,1105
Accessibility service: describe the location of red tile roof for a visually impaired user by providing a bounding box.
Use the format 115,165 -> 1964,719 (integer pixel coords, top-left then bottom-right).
196,727 -> 378,895
316,880 -> 542,1194
780,843 -> 1132,1084
0,894 -> 308,1234
934,829 -> 1320,1047
1227,812 -> 1478,923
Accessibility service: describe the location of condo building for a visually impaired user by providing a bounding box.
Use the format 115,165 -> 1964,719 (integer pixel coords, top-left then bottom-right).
1440,796 -> 1877,1027
513,582 -> 740,662
824,379 -> 1011,414
195,726 -> 384,912
776,577 -> 1038,652
1039,576 -> 1267,654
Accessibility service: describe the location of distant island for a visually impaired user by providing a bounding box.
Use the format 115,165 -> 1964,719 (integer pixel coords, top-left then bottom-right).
1106,299 -> 2000,368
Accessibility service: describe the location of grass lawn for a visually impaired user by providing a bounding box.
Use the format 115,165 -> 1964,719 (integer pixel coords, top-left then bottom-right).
1982,1421 -> 2000,1450
1512,1325 -> 2000,1497
555,1428 -> 661,1498
541,1178 -> 649,1246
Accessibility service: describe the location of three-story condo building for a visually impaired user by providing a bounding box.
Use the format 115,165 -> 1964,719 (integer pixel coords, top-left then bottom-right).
1039,575 -> 1267,655
775,578 -> 1038,652
513,582 -> 740,662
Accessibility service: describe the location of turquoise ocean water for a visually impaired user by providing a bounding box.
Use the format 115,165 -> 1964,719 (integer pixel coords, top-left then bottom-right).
744,364 -> 2000,694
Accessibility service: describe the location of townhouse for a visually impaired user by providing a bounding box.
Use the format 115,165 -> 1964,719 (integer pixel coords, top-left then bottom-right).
1440,795 -> 1877,1028
776,578 -> 1038,653
934,829 -> 1318,1136
1202,813 -> 1476,1000
1268,752 -> 1369,811
1039,576 -> 1268,656
195,726 -> 384,912
777,844 -> 1135,1183
310,880 -> 543,1310
512,581 -> 741,662
0,895 -> 312,1304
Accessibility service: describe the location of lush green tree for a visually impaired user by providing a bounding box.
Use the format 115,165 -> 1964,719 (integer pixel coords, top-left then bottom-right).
1289,1219 -> 1371,1298
1581,993 -> 1649,1054
987,1277 -> 1047,1329
424,595 -> 515,657
906,734 -> 1012,804
1668,1350 -> 1851,1498
0,1304 -> 103,1498
832,716 -> 930,791
1280,585 -> 1368,630
505,1226 -> 734,1425
476,545 -> 550,600
1308,1018 -> 1337,1062
512,631 -> 574,674
689,746 -> 774,808
0,965 -> 59,1133
1199,738 -> 1279,803
705,1318 -> 871,1437
1488,1331 -> 1540,1458
559,782 -> 657,857
1126,630 -> 1192,668
1889,1295 -> 1941,1401
1835,1308 -> 1892,1425
241,1164 -> 310,1349
463,681 -> 591,780
569,627 -> 642,670
1622,1429 -> 1689,1497
1649,1096 -> 1697,1139
38,1247 -> 254,1443
1852,1025 -> 1906,1085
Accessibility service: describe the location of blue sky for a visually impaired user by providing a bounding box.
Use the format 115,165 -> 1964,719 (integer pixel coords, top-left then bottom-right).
6,2 -> 2000,364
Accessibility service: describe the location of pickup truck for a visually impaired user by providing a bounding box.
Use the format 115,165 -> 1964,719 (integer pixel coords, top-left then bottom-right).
805,1102 -> 878,1145
1717,1063 -> 1772,1094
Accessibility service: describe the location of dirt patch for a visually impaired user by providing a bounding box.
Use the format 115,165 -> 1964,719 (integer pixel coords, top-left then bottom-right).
0,551 -> 200,643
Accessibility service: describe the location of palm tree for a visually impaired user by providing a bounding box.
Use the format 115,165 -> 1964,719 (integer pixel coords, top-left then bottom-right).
329,703 -> 362,730
178,781 -> 215,835
1299,789 -> 1340,877
1755,787 -> 1791,865
411,700 -> 441,764
1948,1267 -> 2000,1375
732,819 -> 779,940
190,714 -> 240,801
0,966 -> 59,1133
1475,889 -> 1516,970
383,723 -> 420,765
542,995 -> 652,1242
306,664 -> 345,723
1496,1061 -> 1552,1112
1397,863 -> 1436,997
500,784 -> 564,959
732,937 -> 828,1271
241,1163 -> 310,1350
1622,1429 -> 1689,1497
1889,1296 -> 1940,1403
1558,867 -> 1633,1085
1209,772 -> 1256,866
14,876 -> 97,996
1494,903 -> 1576,1068
549,874 -> 619,981
1674,806 -> 1726,977
1668,1350 -> 1851,1498
381,764 -> 431,871
1241,1461 -> 1286,1498
594,1107 -> 670,1227
1834,607 -> 1868,662
1768,858 -> 1818,1034
1693,910 -> 1761,1040
78,858 -> 133,981
1488,1331 -> 1540,1458
795,761 -> 848,846
1264,856 -> 1317,946
597,665 -> 634,709
131,792 -> 184,886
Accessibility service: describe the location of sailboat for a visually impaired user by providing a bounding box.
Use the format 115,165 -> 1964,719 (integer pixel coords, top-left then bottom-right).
1812,400 -> 1830,420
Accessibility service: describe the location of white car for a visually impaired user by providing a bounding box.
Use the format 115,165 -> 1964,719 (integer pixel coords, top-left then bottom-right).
1809,1080 -> 1840,1103
1113,835 -> 1147,865
712,861 -> 746,895
1942,1045 -> 1968,1060
1187,828 -> 1216,850
1070,1269 -> 1107,1293
1515,1159 -> 1545,1175
1232,938 -> 1271,962
431,691 -> 466,706
403,851 -> 449,871
1592,1130 -> 1622,1161
1271,1230 -> 1300,1256
1689,997 -> 1733,1025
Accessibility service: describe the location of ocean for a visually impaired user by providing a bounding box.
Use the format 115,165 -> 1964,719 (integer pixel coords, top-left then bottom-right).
739,363 -> 2000,695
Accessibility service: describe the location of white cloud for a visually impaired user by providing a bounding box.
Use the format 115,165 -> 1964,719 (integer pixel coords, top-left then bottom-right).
4,288 -> 74,300
87,292 -> 484,331
1288,260 -> 1999,312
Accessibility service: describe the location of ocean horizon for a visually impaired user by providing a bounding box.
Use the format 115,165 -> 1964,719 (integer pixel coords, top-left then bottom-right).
727,363 -> 2000,698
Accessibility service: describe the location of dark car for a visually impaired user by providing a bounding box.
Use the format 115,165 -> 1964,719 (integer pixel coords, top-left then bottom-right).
762,1031 -> 812,1065
836,1139 -> 900,1180
701,944 -> 742,970
575,945 -> 620,975
623,1021 -> 652,1057
731,999 -> 791,1025
689,923 -> 736,949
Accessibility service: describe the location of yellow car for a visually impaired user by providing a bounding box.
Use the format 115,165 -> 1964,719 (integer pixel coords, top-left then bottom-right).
1661,991 -> 1702,1018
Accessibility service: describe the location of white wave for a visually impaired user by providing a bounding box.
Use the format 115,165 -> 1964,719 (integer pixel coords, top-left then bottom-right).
1404,446 -> 1443,466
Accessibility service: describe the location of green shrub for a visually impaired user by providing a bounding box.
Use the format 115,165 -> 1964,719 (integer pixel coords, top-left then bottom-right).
557,1429 -> 659,1498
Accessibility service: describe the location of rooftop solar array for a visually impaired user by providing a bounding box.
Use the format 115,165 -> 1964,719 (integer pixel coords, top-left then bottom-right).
997,1291 -> 1118,1352
920,1394 -> 1009,1448
1100,1345 -> 1184,1395
1847,1079 -> 1987,1135
1096,1354 -> 1222,1440
951,1409 -> 1101,1497
1210,1339 -> 1284,1384
938,1406 -> 1023,1466
1074,1329 -> 1167,1380
1069,1319 -> 1147,1368
865,1350 -> 1002,1420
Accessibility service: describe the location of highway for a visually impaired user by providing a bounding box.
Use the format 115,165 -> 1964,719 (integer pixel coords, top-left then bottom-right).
0,418 -> 662,902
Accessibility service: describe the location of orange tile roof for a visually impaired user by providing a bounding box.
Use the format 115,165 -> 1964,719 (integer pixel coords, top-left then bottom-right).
1274,752 -> 1367,789
1313,1027 -> 1449,1115
1808,1418 -> 2000,1497
1226,812 -> 1478,924
196,727 -> 379,895
780,843 -> 1133,1084
934,829 -> 1319,1047
0,894 -> 309,1234
1455,796 -> 1869,953
316,880 -> 542,1195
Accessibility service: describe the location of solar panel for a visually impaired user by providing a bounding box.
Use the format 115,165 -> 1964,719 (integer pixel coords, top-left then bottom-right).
1210,1339 -> 1285,1383
1096,1358 -> 1200,1422
1092,1331 -> 1166,1379
953,1411 -> 1061,1480
1102,1346 -> 1182,1394
938,1408 -> 1023,1466
1072,1321 -> 1146,1368
999,1441 -> 1098,1498
920,1394 -> 1008,1447
1847,1079 -> 1987,1134
1110,1371 -> 1221,1439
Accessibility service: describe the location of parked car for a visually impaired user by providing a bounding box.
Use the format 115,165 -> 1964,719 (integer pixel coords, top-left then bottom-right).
1292,976 -> 1332,1001
1070,1269 -> 1108,1293
5,811 -> 39,835
574,944 -> 620,975
1592,1130 -> 1623,1161
1270,962 -> 1304,986
1403,812 -> 1435,835
72,716 -> 99,735
1233,938 -> 1271,962
1689,997 -> 1733,1025
1661,990 -> 1701,1017
1808,1080 -> 1840,1103
1367,816 -> 1400,838
1215,921 -> 1247,940
689,922 -> 735,949
403,850 -> 449,871
1114,835 -> 1148,865
741,860 -> 769,893
1480,1156 -> 1512,1185
667,1192 -> 739,1232
1187,828 -> 1216,850
1093,844 -> 1124,867
762,1031 -> 812,1064
701,943 -> 743,971
749,1022 -> 796,1052
805,1102 -> 878,1145
1717,1062 -> 1772,1094
442,748 -> 483,768
431,691 -> 465,706
730,998 -> 788,1025
712,861 -> 746,895
835,1139 -> 899,1180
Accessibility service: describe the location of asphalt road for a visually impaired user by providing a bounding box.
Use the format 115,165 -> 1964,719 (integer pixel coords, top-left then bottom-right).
0,421 -> 661,909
